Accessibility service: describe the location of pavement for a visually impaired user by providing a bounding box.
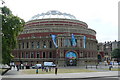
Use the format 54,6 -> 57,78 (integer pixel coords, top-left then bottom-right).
1,66 -> 119,79
2,71 -> 119,78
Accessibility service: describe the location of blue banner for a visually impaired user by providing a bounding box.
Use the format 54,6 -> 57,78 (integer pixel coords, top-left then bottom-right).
71,34 -> 77,46
51,35 -> 58,48
83,36 -> 86,48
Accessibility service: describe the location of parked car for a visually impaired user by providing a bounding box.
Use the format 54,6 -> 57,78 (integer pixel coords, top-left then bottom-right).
32,64 -> 42,69
32,66 -> 35,69
44,62 -> 56,67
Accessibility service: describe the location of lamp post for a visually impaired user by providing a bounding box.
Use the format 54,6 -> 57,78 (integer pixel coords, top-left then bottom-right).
86,53 -> 88,69
18,43 -> 22,69
55,47 -> 59,66
55,47 -> 58,75
86,62 -> 87,69
51,34 -> 58,75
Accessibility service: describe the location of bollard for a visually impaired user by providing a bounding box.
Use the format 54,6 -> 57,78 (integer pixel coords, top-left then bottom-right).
46,67 -> 49,72
42,66 -> 44,71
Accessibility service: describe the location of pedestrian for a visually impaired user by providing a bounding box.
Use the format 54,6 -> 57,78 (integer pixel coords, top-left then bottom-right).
36,69 -> 38,74
109,64 -> 113,71
44,67 -> 46,71
16,65 -> 19,71
42,66 -> 44,71
46,67 -> 49,72
49,67 -> 51,71
55,67 -> 58,75
96,64 -> 98,69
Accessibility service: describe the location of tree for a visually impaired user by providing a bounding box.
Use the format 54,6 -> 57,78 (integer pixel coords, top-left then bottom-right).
1,6 -> 25,64
111,48 -> 120,62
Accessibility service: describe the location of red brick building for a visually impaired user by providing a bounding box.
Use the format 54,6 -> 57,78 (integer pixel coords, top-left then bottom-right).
12,10 -> 98,67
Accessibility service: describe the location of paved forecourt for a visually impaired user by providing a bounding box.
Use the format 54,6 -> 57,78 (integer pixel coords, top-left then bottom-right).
1,69 -> 119,79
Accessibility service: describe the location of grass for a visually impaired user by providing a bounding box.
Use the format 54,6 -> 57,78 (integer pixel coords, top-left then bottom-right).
0,68 -> 10,74
103,68 -> 120,71
21,68 -> 98,74
0,69 -> 2,74
0,68 -> 8,72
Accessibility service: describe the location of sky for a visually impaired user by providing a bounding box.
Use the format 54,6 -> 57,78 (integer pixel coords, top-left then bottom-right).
1,0 -> 119,43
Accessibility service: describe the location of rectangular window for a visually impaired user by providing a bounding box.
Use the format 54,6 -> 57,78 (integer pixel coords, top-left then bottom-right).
64,38 -> 72,47
64,39 -> 67,47
75,39 -> 77,46
80,39 -> 83,48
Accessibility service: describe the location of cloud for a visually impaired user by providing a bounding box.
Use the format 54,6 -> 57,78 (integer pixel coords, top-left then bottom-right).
4,0 -> 119,42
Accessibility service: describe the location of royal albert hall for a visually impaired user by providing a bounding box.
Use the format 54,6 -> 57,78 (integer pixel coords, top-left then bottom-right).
12,10 -> 98,67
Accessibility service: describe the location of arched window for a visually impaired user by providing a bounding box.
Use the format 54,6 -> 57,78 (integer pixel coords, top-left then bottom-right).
84,52 -> 87,58
80,39 -> 83,48
66,51 -> 77,59
49,52 -> 52,58
43,52 -> 46,58
18,53 -> 20,58
26,42 -> 29,48
80,52 -> 83,58
19,43 -> 21,49
22,52 -> 24,58
31,42 -> 34,48
37,42 -> 40,48
22,42 -> 24,49
37,52 -> 40,58
65,51 -> 77,66
43,41 -> 46,48
88,52 -> 90,57
26,52 -> 29,58
31,52 -> 34,58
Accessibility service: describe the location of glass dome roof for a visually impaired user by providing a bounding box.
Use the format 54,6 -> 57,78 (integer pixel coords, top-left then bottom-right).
30,10 -> 77,20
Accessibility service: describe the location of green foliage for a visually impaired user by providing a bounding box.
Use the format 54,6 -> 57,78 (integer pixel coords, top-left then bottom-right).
1,6 -> 12,16
1,6 -> 25,64
111,48 -> 120,58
